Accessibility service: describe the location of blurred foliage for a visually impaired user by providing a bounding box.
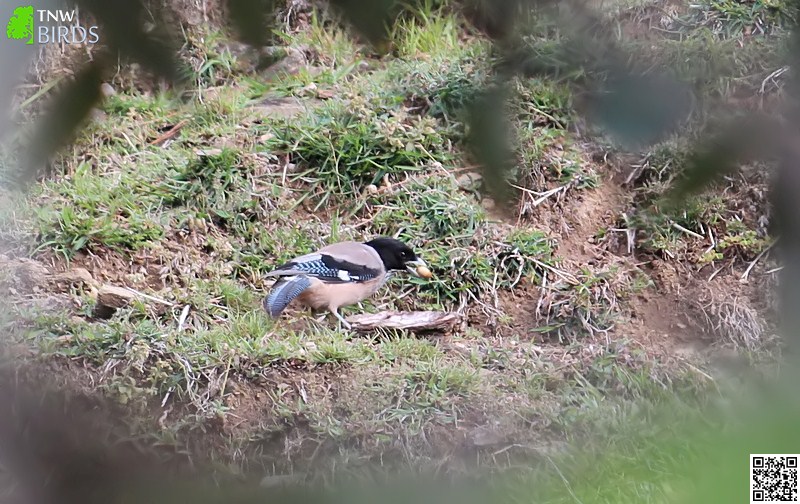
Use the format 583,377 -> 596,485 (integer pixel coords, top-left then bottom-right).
17,59 -> 103,185
464,84 -> 515,201
1,364 -> 800,503
4,0 -> 788,197
225,0 -> 282,46
74,0 -> 186,81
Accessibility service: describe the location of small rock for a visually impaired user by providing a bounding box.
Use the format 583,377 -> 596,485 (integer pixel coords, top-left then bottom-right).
316,88 -> 336,100
456,172 -> 483,190
365,184 -> 379,196
468,426 -> 506,448
258,46 -> 307,78
90,108 -> 107,122
223,41 -> 252,59
51,267 -> 95,288
14,259 -> 49,287
297,82 -> 317,97
356,61 -> 372,73
97,285 -> 137,309
100,83 -> 116,97
481,198 -> 496,210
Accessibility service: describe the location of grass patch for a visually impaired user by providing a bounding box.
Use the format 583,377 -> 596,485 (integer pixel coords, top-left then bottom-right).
265,98 -> 453,206
359,173 -> 554,309
534,266 -> 622,342
33,163 -> 166,258
626,140 -> 772,264
678,0 -> 794,38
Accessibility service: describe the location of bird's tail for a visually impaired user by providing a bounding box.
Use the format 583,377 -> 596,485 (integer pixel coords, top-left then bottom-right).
264,275 -> 312,318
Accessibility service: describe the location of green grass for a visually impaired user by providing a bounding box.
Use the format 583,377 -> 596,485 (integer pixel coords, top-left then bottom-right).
265,99 -> 453,205
622,138 -> 773,263
679,0 -> 794,38
33,162 -> 167,258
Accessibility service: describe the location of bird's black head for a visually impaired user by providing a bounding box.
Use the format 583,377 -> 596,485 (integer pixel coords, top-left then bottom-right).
364,237 -> 424,272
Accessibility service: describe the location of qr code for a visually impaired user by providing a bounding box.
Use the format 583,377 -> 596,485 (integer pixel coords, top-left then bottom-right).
751,454 -> 799,503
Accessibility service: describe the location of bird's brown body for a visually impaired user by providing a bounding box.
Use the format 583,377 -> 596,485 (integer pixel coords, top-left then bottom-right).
292,240 -> 387,312
263,237 -> 426,328
295,276 -> 384,313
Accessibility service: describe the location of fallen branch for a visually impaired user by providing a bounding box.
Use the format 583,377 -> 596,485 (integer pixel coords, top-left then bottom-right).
149,119 -> 189,146
346,311 -> 462,333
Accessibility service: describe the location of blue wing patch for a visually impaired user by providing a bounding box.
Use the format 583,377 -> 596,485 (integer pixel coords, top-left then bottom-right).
273,254 -> 380,283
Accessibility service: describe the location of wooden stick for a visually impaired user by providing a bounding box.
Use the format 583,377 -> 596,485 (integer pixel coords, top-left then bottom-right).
346,311 -> 462,333
149,119 -> 189,146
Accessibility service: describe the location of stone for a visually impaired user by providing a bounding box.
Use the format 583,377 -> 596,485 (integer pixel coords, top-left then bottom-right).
51,267 -> 94,288
14,259 -> 49,287
100,83 -> 116,97
96,285 -> 137,309
456,172 -> 483,190
468,426 -> 506,448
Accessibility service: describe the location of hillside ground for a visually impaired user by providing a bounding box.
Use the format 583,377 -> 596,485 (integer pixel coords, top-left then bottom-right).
0,0 -> 790,501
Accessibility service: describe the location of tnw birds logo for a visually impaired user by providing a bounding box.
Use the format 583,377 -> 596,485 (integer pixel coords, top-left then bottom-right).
5,4 -> 99,45
6,5 -> 34,45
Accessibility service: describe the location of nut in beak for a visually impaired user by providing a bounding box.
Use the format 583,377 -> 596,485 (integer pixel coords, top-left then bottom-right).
406,259 -> 432,279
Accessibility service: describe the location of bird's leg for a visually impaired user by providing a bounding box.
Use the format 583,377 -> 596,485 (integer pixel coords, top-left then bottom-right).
308,306 -> 326,323
331,308 -> 352,330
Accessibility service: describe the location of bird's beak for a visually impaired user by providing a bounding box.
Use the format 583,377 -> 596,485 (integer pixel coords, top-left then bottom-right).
406,259 -> 432,278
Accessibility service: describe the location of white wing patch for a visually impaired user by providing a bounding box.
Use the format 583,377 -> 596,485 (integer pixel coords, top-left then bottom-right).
337,270 -> 351,281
